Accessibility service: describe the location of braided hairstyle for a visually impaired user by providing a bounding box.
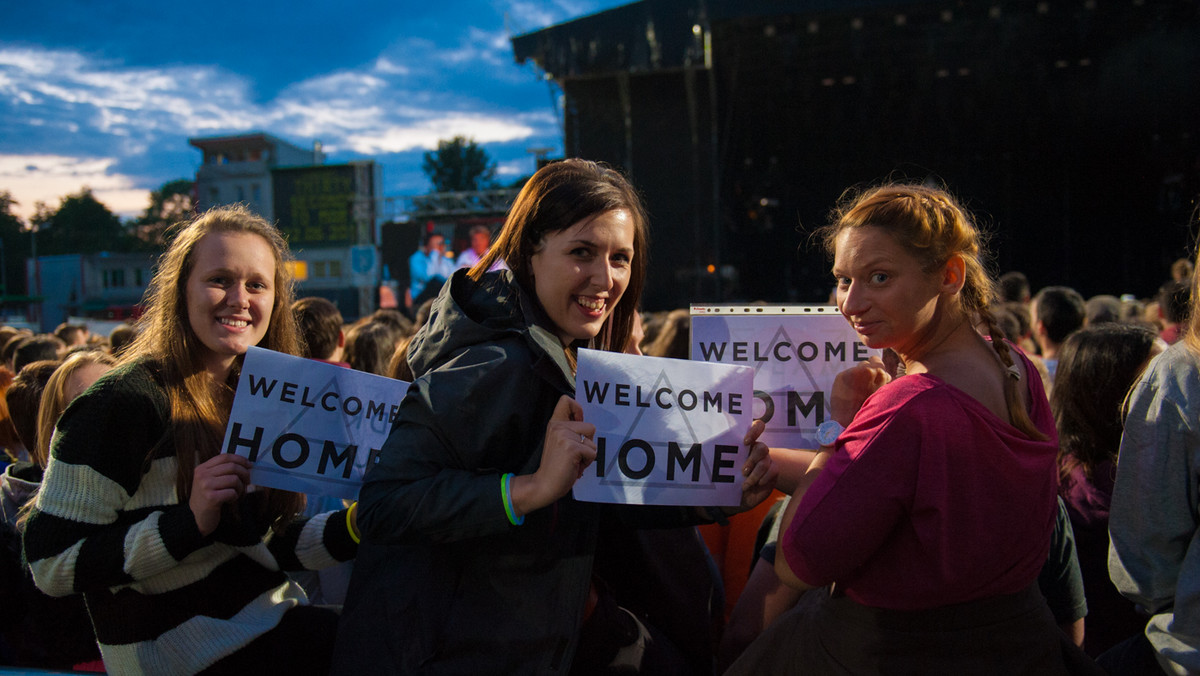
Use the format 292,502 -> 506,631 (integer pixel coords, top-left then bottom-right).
818,183 -> 1047,440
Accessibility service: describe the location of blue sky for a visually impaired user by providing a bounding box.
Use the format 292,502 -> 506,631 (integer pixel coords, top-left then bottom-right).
0,0 -> 630,222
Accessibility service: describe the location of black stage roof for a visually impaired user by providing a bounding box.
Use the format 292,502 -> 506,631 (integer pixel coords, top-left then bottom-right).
513,0 -> 1200,308
513,0 -> 936,75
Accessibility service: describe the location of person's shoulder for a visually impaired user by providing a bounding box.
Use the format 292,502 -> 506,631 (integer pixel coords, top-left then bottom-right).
848,376 -> 948,440
94,358 -> 166,395
51,359 -> 172,470
63,358 -> 168,422
7,460 -> 42,483
871,373 -> 944,406
1140,342 -> 1200,394
408,271 -> 523,371
1151,341 -> 1200,371
429,333 -> 538,384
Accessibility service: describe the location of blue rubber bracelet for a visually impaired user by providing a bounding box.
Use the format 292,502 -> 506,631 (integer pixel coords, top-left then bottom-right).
502,473 -> 525,525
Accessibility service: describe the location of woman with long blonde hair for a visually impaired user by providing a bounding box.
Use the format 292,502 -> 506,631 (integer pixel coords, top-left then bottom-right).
23,205 -> 358,675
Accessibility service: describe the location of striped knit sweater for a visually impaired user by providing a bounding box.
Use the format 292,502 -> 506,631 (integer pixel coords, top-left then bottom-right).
22,360 -> 357,675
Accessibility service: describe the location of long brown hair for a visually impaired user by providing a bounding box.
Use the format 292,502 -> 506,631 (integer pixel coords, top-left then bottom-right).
1052,323 -> 1158,483
818,183 -> 1047,440
1183,251 -> 1200,355
472,159 -> 649,355
123,205 -> 305,528
0,367 -> 20,461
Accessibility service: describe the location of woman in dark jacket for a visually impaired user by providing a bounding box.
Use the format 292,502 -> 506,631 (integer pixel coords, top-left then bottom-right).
333,160 -> 775,674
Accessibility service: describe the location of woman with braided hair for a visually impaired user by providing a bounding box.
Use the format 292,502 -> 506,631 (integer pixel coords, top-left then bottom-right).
728,184 -> 1097,674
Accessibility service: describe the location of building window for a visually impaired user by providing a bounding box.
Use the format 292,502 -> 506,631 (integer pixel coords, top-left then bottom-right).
251,183 -> 261,203
134,268 -> 145,286
103,269 -> 126,289
209,187 -> 220,204
307,260 -> 342,280
237,185 -> 246,202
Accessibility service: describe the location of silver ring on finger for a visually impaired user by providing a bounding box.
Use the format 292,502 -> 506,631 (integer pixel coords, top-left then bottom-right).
579,434 -> 587,444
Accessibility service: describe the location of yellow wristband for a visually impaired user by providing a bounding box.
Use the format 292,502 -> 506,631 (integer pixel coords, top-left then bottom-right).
346,501 -> 361,544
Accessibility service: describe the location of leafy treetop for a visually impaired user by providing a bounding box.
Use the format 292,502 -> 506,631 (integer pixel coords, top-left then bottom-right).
421,136 -> 497,193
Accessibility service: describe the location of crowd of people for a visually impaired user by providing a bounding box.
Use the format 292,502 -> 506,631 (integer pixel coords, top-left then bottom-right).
0,159 -> 1195,674
406,224 -> 507,313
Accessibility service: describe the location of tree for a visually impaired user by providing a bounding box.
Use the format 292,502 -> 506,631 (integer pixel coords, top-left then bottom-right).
31,188 -> 135,256
0,192 -> 28,296
132,178 -> 194,247
421,136 -> 497,193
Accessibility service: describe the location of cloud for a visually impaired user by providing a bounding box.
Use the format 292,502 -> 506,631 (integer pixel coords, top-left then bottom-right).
372,57 -> 410,76
502,0 -> 596,35
433,27 -> 514,67
1,43 -> 550,157
343,114 -> 535,154
0,0 -> 631,208
501,2 -> 555,34
0,154 -> 149,221
287,71 -> 388,98
495,158 -> 530,177
0,48 -> 86,77
0,46 -> 263,146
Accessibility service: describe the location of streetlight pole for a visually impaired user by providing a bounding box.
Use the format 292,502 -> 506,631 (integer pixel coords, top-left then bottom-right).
0,236 -> 7,298
28,221 -> 40,327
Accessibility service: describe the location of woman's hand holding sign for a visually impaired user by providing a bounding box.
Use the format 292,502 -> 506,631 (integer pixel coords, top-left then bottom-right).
697,419 -> 778,521
190,453 -> 251,536
510,395 -> 596,519
737,419 -> 778,511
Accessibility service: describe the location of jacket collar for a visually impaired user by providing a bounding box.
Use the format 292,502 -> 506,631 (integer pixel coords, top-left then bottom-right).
516,284 -> 575,394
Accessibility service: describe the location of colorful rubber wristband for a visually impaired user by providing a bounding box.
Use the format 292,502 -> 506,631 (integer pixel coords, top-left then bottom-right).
346,501 -> 361,544
501,473 -> 525,525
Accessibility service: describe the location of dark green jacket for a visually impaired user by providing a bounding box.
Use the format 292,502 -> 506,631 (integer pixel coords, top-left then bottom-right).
335,270 -> 615,674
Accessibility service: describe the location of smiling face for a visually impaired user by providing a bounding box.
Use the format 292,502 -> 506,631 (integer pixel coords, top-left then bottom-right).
833,226 -> 947,357
185,231 -> 277,380
530,209 -> 635,345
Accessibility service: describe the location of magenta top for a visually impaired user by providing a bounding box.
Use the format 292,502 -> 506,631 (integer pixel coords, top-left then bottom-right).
781,350 -> 1059,610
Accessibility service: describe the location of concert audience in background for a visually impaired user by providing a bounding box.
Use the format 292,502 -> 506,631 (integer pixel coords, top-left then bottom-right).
0,183 -> 1196,674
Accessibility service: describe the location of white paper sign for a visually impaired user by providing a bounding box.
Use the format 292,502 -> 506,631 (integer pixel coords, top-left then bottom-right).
690,306 -> 880,449
572,348 -> 755,507
222,346 -> 410,499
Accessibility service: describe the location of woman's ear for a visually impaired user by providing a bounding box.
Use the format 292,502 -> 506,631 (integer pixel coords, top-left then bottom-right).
941,255 -> 967,295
